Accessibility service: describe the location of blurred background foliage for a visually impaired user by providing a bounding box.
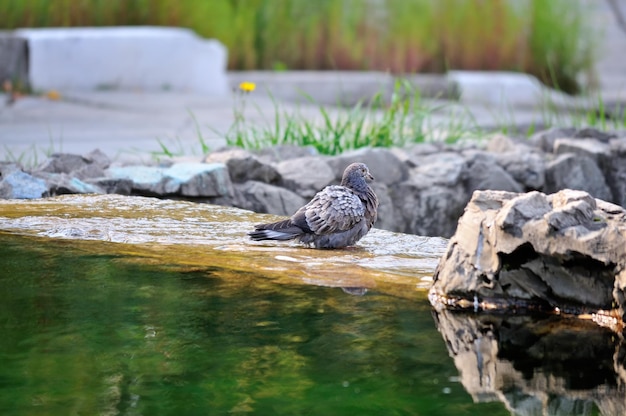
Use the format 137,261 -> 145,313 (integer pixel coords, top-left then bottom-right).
0,0 -> 596,93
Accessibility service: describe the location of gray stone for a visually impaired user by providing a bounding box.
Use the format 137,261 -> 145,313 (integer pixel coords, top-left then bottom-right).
388,154 -> 469,237
606,138 -> 626,207
485,133 -> 523,153
276,157 -> 334,199
495,151 -> 546,190
73,164 -> 106,180
327,147 -> 409,185
34,172 -> 104,196
544,153 -> 612,201
36,150 -> 109,179
464,153 -> 523,193
106,165 -> 165,194
390,179 -> 468,238
234,181 -> 307,216
430,189 -> 626,320
495,191 -> 552,237
529,126 -> 577,152
387,147 -> 412,167
37,153 -> 92,174
0,162 -> 20,176
573,127 -> 617,142
553,138 -> 611,162
85,177 -> 133,195
204,148 -> 279,183
370,182 -> 395,232
106,162 -> 234,197
410,152 -> 466,186
165,163 -> 233,197
84,149 -> 111,169
0,169 -> 48,199
401,143 -> 442,167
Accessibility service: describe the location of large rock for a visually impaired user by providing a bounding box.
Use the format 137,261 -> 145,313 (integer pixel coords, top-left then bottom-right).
37,153 -> 94,175
485,133 -> 523,153
494,151 -> 545,190
33,172 -> 104,196
573,127 -> 617,142
463,152 -> 523,193
553,138 -> 611,162
407,151 -> 466,186
106,162 -> 234,198
203,148 -> 279,184
0,165 -> 48,199
370,182 -> 395,232
391,154 -> 469,237
233,181 -> 306,216
529,126 -> 577,153
430,189 -> 626,323
606,138 -> 626,208
545,153 -> 612,201
36,149 -> 110,177
327,147 -> 409,186
276,157 -> 334,199
84,177 -> 133,195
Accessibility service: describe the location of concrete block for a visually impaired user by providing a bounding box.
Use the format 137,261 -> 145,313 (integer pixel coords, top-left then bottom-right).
449,71 -> 544,107
448,70 -> 590,111
14,27 -> 229,95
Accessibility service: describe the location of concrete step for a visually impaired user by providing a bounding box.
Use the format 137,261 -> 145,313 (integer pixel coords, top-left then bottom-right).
2,27 -> 229,95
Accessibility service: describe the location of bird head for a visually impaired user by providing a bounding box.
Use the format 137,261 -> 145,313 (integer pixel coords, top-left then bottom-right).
342,163 -> 374,186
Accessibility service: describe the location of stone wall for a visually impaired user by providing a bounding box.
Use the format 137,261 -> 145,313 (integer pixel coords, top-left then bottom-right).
1,126 -> 625,238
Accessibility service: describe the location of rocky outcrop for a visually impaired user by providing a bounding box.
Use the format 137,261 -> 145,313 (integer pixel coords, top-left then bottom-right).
429,188 -> 626,324
1,127 -> 626,238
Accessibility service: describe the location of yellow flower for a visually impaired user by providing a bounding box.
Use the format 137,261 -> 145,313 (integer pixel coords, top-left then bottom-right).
238,81 -> 256,93
45,90 -> 62,100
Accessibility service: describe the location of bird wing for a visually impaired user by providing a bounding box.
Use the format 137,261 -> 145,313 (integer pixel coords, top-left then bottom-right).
298,185 -> 365,235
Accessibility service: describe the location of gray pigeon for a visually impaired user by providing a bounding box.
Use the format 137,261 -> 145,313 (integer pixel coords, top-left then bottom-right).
248,162 -> 378,249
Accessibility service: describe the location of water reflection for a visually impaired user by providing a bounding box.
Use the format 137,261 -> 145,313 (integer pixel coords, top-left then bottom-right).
0,233 -> 509,416
432,309 -> 626,416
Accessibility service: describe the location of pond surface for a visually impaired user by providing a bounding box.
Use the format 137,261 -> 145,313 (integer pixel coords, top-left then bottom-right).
0,233 -> 509,416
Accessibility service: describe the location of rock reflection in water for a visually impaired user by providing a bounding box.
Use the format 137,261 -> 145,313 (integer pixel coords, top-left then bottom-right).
432,310 -> 626,416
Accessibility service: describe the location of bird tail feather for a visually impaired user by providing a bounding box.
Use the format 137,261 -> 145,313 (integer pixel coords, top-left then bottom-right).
248,219 -> 302,241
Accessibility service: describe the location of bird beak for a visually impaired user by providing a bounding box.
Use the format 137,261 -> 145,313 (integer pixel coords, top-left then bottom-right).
366,172 -> 374,181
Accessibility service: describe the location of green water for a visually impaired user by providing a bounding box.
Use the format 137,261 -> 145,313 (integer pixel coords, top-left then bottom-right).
0,234 -> 508,416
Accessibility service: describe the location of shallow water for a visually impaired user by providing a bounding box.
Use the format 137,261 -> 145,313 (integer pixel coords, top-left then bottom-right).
0,233 -> 509,416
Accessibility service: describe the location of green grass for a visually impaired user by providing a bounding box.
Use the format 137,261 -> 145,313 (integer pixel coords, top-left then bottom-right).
213,81 -> 626,157
221,80 -> 477,155
0,0 -> 596,93
2,135 -> 61,168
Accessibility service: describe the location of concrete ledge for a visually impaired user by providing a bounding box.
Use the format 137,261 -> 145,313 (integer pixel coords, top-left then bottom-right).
228,71 -> 458,106
13,26 -> 229,95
